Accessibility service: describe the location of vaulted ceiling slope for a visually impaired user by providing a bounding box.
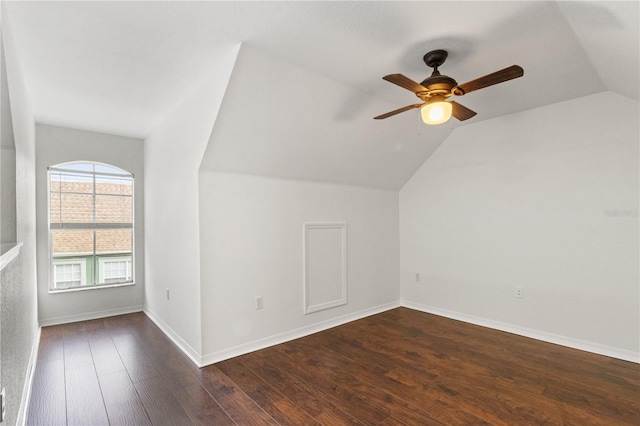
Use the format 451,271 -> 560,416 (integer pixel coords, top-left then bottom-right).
4,1 -> 638,189
200,44 -> 453,190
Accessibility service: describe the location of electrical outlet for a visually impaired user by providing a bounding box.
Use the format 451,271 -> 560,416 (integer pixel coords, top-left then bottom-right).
515,287 -> 524,299
255,296 -> 264,310
415,273 -> 421,283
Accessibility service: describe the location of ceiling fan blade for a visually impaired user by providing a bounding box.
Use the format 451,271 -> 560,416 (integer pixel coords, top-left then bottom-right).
450,101 -> 477,121
383,74 -> 428,93
374,103 -> 424,119
453,65 -> 524,95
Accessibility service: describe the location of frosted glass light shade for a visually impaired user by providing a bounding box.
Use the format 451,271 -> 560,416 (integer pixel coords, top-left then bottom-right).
421,101 -> 452,125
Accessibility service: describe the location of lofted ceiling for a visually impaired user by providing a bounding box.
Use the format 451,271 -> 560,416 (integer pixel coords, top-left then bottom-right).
3,1 -> 639,189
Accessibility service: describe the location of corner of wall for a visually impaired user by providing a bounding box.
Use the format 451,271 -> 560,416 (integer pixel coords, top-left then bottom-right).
143,306 -> 203,367
398,93 -> 639,361
144,40 -> 241,358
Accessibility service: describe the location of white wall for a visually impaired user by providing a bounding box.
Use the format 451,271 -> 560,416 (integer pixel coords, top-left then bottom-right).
1,25 -> 16,247
199,172 -> 400,363
400,91 -> 639,361
1,5 -> 39,424
143,44 -> 239,359
35,124 -> 145,324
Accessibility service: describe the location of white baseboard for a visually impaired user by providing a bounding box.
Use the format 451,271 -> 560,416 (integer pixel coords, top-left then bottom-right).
16,325 -> 41,426
402,301 -> 639,364
200,300 -> 401,366
39,305 -> 144,327
143,306 -> 203,367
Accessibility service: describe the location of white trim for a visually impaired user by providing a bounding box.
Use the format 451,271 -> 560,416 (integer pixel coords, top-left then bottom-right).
143,307 -> 202,367
402,300 -> 640,364
49,282 -> 136,294
49,164 -> 131,178
39,305 -> 143,327
16,325 -> 40,426
303,222 -> 348,314
48,281 -> 135,294
0,242 -> 23,271
200,300 -> 401,366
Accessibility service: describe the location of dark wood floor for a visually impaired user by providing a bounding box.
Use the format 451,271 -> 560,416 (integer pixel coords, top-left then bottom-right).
27,308 -> 639,425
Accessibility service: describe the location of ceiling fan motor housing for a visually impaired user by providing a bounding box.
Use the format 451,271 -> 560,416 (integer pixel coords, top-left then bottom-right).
418,75 -> 458,101
419,50 -> 458,101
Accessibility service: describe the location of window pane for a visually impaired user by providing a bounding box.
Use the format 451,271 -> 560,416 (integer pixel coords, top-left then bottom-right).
50,192 -> 61,223
52,229 -> 94,256
95,174 -> 133,195
95,195 -> 132,223
60,173 -> 93,194
94,164 -> 126,175
58,163 -> 94,173
51,171 -> 94,194
59,193 -> 94,223
95,229 -> 132,255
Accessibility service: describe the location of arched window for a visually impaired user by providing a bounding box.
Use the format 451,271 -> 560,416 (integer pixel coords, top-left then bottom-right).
48,162 -> 134,290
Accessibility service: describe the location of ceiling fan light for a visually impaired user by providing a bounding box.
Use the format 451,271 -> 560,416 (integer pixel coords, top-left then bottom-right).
421,101 -> 452,125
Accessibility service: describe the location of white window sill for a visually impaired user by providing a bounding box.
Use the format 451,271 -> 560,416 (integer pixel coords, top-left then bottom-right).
48,281 -> 135,294
0,242 -> 23,272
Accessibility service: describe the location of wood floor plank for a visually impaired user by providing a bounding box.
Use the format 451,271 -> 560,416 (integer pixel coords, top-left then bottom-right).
102,315 -> 134,333
233,351 -> 364,425
111,332 -> 160,383
61,321 -> 87,336
83,318 -> 108,333
88,332 -> 127,377
173,382 -> 236,426
63,334 -> 94,370
284,332 -> 463,425
354,312 -> 589,423
200,365 -> 279,425
36,334 -> 64,364
98,371 -> 152,426
290,328 -> 482,425
542,378 -> 640,424
134,375 -> 194,426
26,359 -> 66,426
155,354 -> 201,389
40,324 -> 65,340
65,365 -> 110,426
270,343 -> 393,424
321,321 -> 497,424
217,358 -> 322,425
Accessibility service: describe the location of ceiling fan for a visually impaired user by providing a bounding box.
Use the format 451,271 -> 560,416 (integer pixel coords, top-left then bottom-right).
375,49 -> 524,125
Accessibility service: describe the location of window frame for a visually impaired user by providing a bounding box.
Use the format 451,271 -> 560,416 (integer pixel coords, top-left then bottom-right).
47,161 -> 135,293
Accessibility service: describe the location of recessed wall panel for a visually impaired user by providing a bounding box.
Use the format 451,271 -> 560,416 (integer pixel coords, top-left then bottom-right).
304,223 -> 347,314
